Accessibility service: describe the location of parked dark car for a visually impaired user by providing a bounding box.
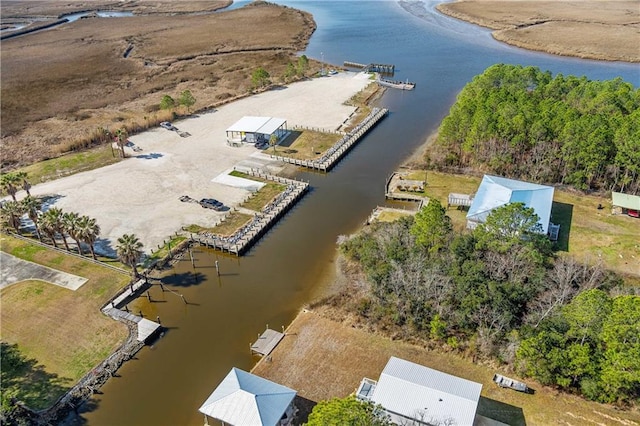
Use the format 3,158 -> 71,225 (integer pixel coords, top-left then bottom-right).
200,198 -> 224,210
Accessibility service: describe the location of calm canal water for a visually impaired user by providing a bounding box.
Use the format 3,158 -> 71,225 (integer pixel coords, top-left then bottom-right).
72,2 -> 639,425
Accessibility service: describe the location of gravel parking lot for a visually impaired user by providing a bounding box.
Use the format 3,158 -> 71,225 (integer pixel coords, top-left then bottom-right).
29,72 -> 372,256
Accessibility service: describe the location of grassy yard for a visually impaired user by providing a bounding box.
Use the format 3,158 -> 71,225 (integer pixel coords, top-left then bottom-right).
0,235 -> 129,409
240,182 -> 286,211
210,212 -> 253,236
273,130 -> 342,160
253,310 -> 640,426
397,170 -> 639,280
13,145 -> 122,185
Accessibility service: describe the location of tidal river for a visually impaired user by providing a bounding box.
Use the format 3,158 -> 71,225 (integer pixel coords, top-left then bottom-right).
72,1 -> 639,425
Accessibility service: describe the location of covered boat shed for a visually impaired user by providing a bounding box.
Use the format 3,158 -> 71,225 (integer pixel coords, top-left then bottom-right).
226,116 -> 287,146
467,175 -> 555,234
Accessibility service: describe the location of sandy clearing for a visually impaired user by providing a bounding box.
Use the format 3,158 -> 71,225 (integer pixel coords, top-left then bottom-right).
28,72 -> 372,256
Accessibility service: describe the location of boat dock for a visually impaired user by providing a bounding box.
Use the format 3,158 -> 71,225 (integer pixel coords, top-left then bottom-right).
192,172 -> 308,256
344,61 -> 395,75
103,307 -> 161,343
251,328 -> 285,357
271,107 -> 388,172
377,77 -> 415,90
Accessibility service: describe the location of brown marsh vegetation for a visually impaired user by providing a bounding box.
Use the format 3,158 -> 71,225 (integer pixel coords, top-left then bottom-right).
436,1 -> 640,63
1,1 -> 316,169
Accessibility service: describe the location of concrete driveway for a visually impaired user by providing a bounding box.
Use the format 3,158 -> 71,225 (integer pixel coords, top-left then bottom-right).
0,251 -> 88,290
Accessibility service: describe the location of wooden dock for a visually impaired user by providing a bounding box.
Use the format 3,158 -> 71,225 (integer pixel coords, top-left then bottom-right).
271,107 -> 388,172
103,307 -> 161,343
192,172 -> 308,256
251,328 -> 284,357
344,61 -> 395,75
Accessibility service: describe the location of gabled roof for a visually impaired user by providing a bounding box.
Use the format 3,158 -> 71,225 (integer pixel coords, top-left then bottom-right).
371,357 -> 482,426
199,368 -> 296,426
467,175 -> 555,233
226,116 -> 286,135
612,192 -> 640,210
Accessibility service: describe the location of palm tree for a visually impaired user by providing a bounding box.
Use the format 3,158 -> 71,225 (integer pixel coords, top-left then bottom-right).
21,196 -> 42,240
1,173 -> 20,201
115,127 -> 128,158
0,200 -> 24,232
39,213 -> 58,248
42,207 -> 69,251
77,215 -> 100,259
63,211 -> 83,255
116,233 -> 143,278
15,171 -> 32,197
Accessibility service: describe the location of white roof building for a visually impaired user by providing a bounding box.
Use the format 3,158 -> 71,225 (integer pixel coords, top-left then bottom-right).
199,368 -> 297,426
466,175 -> 555,234
357,357 -> 483,426
226,116 -> 287,145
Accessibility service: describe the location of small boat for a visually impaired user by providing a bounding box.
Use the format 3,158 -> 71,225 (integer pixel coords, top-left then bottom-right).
492,373 -> 529,393
376,77 -> 415,90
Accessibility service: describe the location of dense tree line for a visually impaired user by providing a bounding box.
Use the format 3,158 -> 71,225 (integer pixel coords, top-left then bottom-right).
340,200 -> 638,404
428,64 -> 640,194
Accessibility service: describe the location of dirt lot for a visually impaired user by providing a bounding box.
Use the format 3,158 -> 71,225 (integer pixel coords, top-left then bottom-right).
436,1 -> 640,63
253,306 -> 640,426
26,72 -> 372,256
1,1 -> 316,169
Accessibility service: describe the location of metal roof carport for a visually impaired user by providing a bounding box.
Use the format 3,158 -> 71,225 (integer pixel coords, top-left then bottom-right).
226,116 -> 287,145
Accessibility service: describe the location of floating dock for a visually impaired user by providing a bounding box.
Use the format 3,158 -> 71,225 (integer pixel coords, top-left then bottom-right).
251,328 -> 284,357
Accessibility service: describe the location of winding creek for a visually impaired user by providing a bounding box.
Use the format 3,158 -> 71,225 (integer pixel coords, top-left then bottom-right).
60,1 -> 640,425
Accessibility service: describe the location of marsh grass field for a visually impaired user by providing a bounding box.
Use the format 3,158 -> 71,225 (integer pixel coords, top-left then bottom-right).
435,0 -> 640,63
1,1 -> 317,169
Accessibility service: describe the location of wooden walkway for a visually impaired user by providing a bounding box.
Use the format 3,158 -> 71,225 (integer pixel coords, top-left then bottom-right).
192,172 -> 309,256
251,328 -> 284,357
344,61 -> 395,74
271,107 -> 388,172
103,307 -> 161,342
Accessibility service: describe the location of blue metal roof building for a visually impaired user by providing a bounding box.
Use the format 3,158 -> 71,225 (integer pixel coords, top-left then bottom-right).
466,175 -> 555,234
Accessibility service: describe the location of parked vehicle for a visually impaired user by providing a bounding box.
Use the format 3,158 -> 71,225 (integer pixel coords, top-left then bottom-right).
492,374 -> 529,393
160,121 -> 177,131
200,198 -> 224,211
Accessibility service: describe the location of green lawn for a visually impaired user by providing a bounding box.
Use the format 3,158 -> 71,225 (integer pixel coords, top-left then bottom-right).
0,235 -> 129,409
240,182 -> 286,211
13,145 -> 121,185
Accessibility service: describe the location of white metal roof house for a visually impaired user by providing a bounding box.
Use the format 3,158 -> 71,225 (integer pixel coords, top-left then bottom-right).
466,175 -> 555,234
199,367 -> 297,426
225,116 -> 287,146
356,357 -> 483,426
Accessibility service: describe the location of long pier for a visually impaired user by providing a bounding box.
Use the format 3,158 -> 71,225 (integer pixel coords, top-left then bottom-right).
344,61 -> 395,75
192,172 -> 308,255
271,107 -> 388,172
